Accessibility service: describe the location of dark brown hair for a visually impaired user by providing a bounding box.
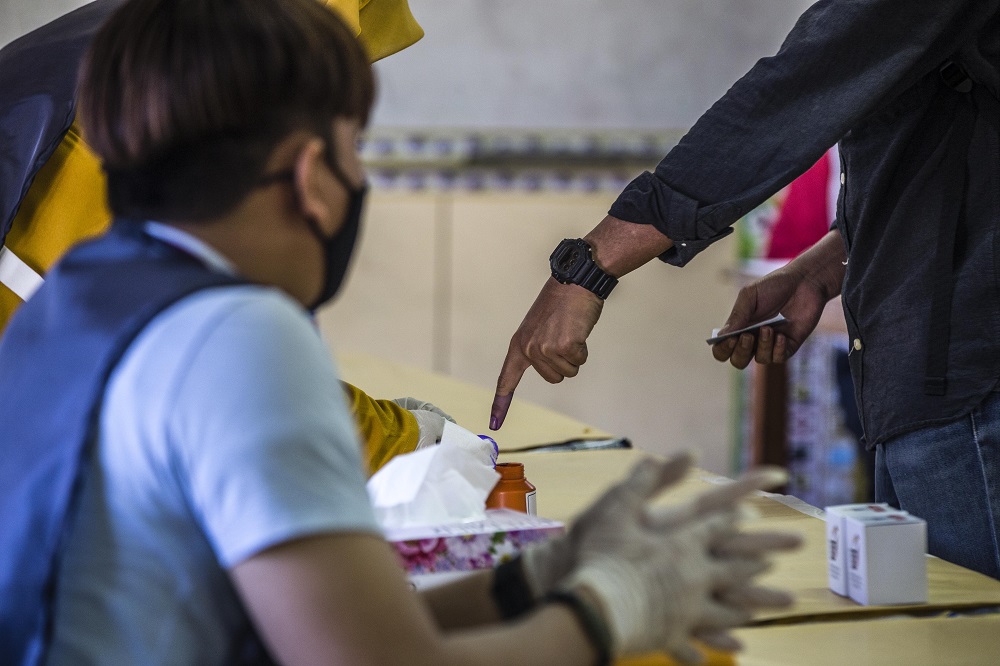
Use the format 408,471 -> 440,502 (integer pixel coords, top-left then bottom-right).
77,0 -> 375,220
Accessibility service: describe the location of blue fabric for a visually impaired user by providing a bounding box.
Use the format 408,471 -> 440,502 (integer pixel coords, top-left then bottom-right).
48,277 -> 378,663
0,0 -> 122,242
875,390 -> 1000,579
0,222 -> 242,665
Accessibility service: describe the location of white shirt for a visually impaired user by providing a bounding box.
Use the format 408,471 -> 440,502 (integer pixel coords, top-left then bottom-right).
48,225 -> 378,664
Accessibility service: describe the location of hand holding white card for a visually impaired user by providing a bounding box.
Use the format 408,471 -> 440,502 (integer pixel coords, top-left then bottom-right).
706,314 -> 788,345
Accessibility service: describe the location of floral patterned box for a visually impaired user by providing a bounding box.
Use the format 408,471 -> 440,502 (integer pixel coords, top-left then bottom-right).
384,509 -> 565,587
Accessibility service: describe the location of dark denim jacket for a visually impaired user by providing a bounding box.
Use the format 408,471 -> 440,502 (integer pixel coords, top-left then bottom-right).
0,0 -> 122,244
610,0 -> 1000,446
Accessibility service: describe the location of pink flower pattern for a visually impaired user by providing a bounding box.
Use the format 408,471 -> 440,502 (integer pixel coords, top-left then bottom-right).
391,528 -> 562,575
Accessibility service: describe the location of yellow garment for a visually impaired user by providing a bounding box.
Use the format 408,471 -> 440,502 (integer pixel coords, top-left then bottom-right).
0,1 -> 422,334
324,0 -> 424,62
343,382 -> 420,474
0,123 -> 111,333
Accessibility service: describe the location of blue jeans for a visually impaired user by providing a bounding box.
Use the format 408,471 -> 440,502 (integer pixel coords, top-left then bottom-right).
875,392 -> 1000,579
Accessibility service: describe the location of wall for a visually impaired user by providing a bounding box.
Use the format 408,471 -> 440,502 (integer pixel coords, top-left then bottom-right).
0,0 -> 83,49
372,0 -> 816,129
4,0 -> 816,129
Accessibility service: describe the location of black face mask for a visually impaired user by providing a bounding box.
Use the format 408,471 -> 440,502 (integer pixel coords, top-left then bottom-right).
254,137 -> 367,310
303,169 -> 367,311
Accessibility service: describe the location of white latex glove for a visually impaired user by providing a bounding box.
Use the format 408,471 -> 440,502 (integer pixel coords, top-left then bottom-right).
392,397 -> 456,422
543,454 -> 800,662
409,408 -> 448,450
399,399 -> 499,467
393,398 -> 456,451
519,454 -> 693,602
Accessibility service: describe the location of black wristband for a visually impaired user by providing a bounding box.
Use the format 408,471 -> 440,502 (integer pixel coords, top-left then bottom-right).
492,556 -> 537,619
545,589 -> 613,666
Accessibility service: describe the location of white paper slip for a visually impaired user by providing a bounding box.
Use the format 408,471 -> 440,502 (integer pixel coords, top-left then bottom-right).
707,314 -> 788,345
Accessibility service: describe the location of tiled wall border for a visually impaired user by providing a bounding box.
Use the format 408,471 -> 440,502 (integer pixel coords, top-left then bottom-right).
361,128 -> 685,192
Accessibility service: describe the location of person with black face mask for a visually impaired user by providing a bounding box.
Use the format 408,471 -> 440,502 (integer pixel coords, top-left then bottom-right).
300,152 -> 367,311
0,0 -> 800,663
0,0 -> 450,479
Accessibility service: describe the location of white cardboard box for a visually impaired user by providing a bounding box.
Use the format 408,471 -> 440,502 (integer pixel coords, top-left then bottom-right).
845,512 -> 928,606
824,503 -> 893,596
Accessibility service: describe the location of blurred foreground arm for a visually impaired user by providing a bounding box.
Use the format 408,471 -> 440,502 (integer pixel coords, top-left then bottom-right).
425,453 -> 801,662
233,454 -> 799,664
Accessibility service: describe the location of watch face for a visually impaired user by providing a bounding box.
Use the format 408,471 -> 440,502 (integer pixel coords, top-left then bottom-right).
556,247 -> 582,273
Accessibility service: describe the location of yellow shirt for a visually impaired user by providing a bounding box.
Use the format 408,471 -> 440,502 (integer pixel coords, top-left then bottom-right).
0,123 -> 109,329
0,0 -> 422,330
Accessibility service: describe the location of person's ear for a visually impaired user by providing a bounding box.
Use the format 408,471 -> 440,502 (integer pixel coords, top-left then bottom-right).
293,138 -> 336,225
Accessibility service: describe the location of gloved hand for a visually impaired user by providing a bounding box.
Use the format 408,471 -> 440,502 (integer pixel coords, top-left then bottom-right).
397,400 -> 498,466
392,397 -> 456,450
391,397 -> 456,422
517,455 -> 697,604
528,454 -> 800,662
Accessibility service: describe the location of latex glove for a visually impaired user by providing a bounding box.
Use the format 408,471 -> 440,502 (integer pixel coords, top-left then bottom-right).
490,277 -> 603,430
406,405 -> 498,468
550,454 -> 800,662
391,398 -> 455,451
712,230 -> 845,368
516,456 -> 695,604
409,409 -> 448,450
391,397 -> 456,423
519,455 -> 778,602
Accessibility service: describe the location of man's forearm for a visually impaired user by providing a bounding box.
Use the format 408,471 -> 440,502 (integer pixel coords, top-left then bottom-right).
783,230 -> 846,303
583,214 -> 673,278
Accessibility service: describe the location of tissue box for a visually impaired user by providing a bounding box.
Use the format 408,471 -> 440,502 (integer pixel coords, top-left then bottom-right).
824,503 -> 893,596
385,509 -> 565,589
844,511 -> 927,606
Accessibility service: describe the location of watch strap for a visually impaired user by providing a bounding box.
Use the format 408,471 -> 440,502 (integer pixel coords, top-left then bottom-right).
572,263 -> 618,300
492,556 -> 537,619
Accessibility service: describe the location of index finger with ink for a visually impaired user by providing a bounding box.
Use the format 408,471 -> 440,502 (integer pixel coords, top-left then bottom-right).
490,349 -> 530,430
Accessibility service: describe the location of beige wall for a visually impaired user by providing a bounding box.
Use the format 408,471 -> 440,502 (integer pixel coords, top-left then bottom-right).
316,191 -> 742,474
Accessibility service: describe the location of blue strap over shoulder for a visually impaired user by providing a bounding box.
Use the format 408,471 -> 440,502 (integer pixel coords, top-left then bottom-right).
0,222 -> 243,665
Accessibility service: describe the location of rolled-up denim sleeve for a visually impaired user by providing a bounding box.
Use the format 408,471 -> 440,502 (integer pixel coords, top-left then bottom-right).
610,0 -> 997,267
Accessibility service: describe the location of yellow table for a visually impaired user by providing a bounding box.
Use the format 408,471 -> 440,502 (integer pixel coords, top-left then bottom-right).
511,448 -> 1000,624
734,615 -> 1000,665
339,351 -> 620,451
340,352 -> 1000,664
511,448 -> 1000,665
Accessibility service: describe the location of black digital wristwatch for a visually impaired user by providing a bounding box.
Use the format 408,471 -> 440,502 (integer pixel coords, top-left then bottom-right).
549,238 -> 618,300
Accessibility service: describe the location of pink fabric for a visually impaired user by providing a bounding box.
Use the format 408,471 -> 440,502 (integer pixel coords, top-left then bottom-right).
765,153 -> 832,260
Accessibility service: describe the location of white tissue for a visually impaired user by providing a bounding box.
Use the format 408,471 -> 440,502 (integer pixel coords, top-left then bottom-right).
440,420 -> 499,467
367,434 -> 501,529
